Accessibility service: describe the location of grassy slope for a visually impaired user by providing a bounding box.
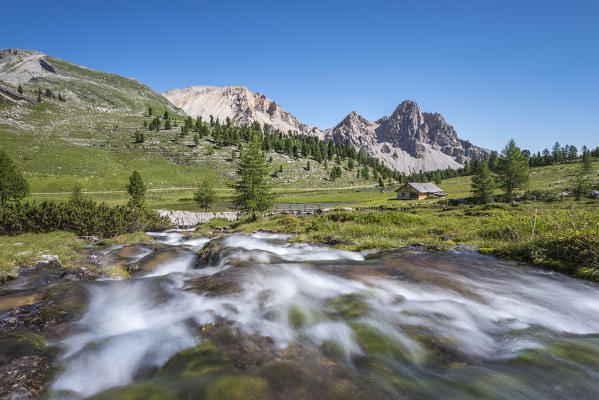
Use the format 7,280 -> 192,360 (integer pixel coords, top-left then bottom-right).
1,96 -> 378,196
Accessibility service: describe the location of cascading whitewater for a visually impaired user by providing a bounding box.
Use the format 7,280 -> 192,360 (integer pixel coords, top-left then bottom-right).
47,232 -> 599,399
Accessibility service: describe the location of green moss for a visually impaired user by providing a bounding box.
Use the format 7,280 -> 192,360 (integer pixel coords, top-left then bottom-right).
156,341 -> 231,379
325,294 -> 368,319
88,384 -> 178,400
205,375 -> 270,400
0,329 -> 46,362
352,324 -> 404,358
287,306 -> 308,329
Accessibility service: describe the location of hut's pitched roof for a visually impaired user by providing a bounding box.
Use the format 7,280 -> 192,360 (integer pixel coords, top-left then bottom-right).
395,182 -> 445,194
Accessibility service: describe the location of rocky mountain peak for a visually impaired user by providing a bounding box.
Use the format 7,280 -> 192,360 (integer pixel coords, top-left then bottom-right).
162,85 -> 321,136
390,100 -> 422,118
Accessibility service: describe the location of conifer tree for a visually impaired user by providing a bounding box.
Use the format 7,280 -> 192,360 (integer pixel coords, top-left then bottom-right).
127,170 -> 146,208
148,107 -> 153,116
583,150 -> 592,173
572,167 -> 590,201
193,134 -> 199,147
471,162 -> 495,204
232,139 -> 275,219
165,119 -> 172,130
0,149 -> 30,204
70,183 -> 84,205
306,161 -> 311,171
496,139 -> 529,201
194,178 -> 217,211
17,84 -> 23,94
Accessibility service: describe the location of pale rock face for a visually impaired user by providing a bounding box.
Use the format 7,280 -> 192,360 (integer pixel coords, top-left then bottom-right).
0,49 -> 56,84
162,86 -> 322,137
325,101 -> 486,174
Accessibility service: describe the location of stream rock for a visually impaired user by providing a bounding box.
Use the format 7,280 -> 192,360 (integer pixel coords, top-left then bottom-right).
34,255 -> 61,268
196,241 -> 223,266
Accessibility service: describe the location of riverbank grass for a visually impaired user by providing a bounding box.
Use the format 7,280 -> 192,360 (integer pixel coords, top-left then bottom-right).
235,201 -> 599,280
0,231 -> 86,282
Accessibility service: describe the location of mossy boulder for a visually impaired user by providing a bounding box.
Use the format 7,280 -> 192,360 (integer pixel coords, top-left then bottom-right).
351,324 -> 406,359
325,293 -> 368,320
155,341 -> 231,379
196,241 -> 223,266
0,329 -> 46,362
88,384 -> 178,400
204,375 -> 270,400
287,306 -> 308,329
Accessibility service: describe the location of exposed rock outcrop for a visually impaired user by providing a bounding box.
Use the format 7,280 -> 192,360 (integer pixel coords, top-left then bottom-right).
162,86 -> 322,137
324,101 -> 486,173
157,210 -> 238,227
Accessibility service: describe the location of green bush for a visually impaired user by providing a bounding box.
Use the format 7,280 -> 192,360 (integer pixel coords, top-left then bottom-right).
0,199 -> 170,237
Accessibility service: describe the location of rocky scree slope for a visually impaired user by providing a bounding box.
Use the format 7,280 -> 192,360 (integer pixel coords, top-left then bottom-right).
162,85 -> 321,136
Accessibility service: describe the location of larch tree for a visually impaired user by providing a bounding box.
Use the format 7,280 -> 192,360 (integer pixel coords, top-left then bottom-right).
471,162 -> 495,204
583,150 -> 592,173
232,138 -> 275,220
496,139 -> 529,201
194,178 -> 217,211
127,170 -> 146,208
0,149 -> 30,205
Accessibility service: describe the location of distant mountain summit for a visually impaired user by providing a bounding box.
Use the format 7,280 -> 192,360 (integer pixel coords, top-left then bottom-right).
162,86 -> 320,136
325,100 -> 485,173
165,85 -> 485,173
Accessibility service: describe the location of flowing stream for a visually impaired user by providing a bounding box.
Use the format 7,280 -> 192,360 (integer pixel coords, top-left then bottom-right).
20,232 -> 599,399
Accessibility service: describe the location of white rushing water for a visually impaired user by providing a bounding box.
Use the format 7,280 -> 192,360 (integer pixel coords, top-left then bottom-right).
48,233 -> 599,398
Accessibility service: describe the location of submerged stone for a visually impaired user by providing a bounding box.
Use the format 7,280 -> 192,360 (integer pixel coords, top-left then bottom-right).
88,383 -> 178,400
204,375 -> 270,400
325,293 -> 368,319
155,341 -> 231,379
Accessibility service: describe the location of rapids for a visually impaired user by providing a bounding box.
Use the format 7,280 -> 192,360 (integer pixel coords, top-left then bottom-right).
32,232 -> 599,399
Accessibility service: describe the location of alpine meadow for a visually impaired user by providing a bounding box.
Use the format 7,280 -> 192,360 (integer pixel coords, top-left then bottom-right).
1,2 -> 599,399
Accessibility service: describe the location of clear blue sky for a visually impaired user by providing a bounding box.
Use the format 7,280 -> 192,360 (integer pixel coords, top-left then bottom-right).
3,0 -> 598,153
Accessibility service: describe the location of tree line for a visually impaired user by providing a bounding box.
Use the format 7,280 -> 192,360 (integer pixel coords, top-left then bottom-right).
470,139 -> 597,203
142,109 -> 409,185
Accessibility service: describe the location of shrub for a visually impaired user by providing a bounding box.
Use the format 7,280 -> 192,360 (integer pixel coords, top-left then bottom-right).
0,199 -> 170,237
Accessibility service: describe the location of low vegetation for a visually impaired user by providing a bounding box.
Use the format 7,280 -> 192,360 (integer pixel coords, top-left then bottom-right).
236,200 -> 599,281
0,231 -> 85,281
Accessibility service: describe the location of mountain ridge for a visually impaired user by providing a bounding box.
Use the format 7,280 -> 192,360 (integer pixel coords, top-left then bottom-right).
164,85 -> 485,173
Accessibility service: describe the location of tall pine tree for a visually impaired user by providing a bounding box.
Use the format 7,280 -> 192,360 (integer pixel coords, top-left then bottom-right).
0,149 -> 30,204
232,138 -> 274,219
471,162 -> 495,204
497,139 -> 529,201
